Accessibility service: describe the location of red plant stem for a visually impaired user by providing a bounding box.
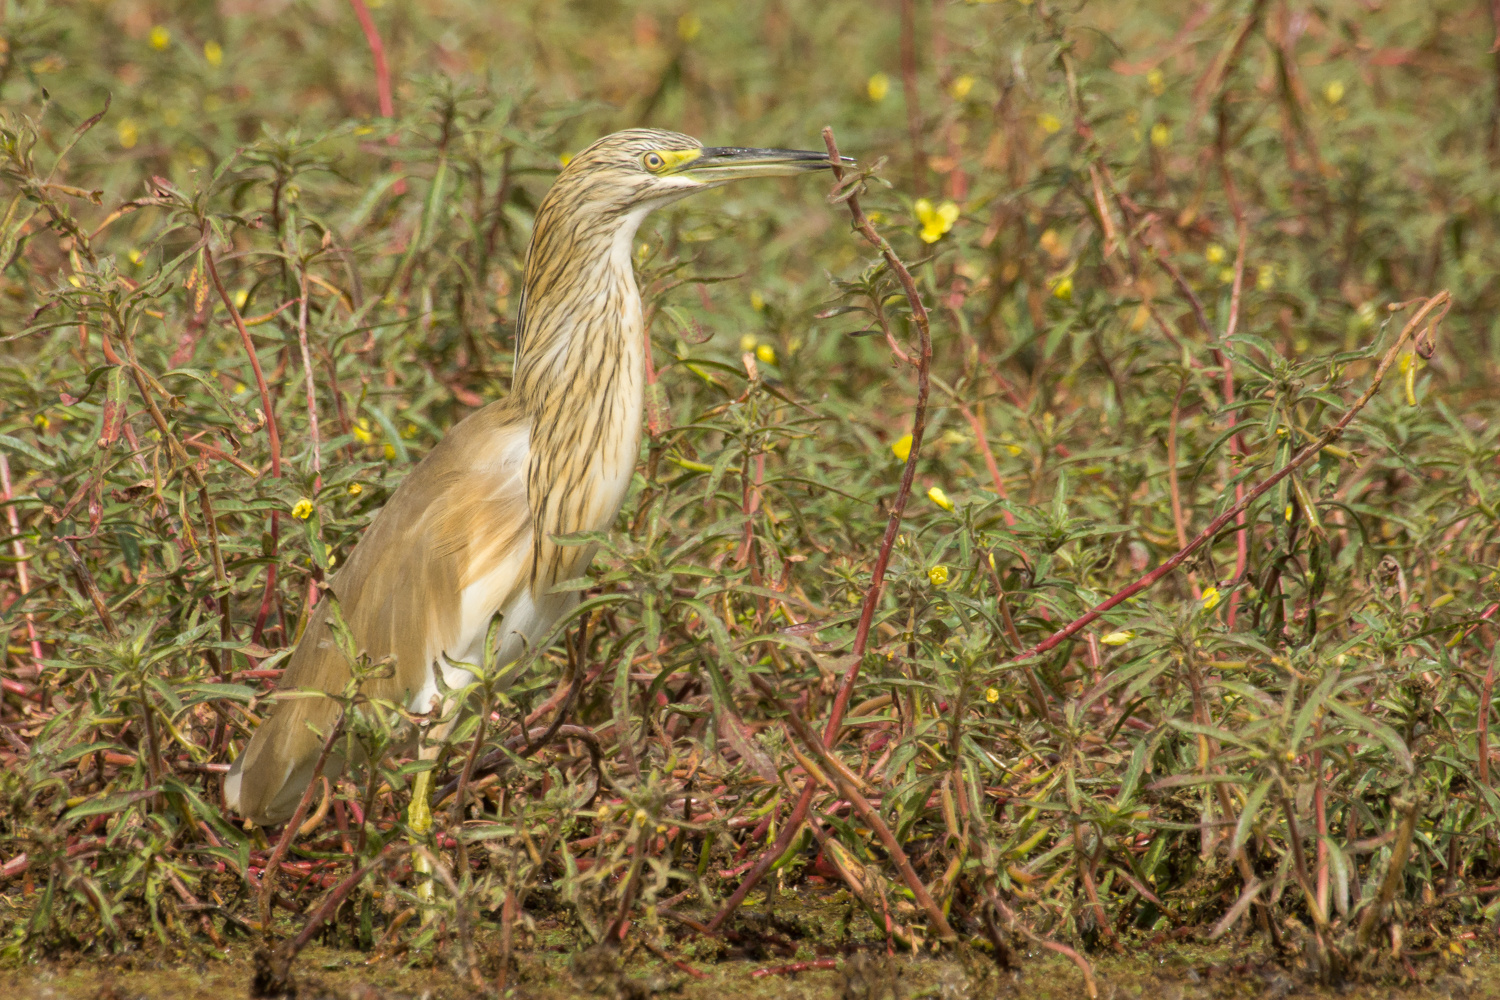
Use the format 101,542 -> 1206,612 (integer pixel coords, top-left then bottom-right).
346,0 -> 405,195
1481,642 -> 1495,787
0,453 -> 44,688
204,238 -> 283,645
1006,292 -> 1449,666
753,959 -> 839,979
710,125 -> 934,931
258,713 -> 343,937
1314,743 -> 1328,916
1217,161 -> 1250,627
295,267 -> 321,490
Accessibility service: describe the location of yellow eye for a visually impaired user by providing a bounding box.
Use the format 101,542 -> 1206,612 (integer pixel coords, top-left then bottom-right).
643,151 -> 666,171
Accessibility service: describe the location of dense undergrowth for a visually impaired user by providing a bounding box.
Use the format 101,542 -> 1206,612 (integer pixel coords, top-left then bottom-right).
3,0 -> 1500,994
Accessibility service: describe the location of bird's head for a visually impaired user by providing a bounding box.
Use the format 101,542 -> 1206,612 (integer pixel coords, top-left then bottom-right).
552,128 -> 851,215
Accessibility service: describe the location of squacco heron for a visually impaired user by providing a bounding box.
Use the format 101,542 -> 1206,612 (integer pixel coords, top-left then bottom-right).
224,129 -> 844,828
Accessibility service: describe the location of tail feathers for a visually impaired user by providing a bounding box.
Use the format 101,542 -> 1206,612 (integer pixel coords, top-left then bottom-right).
222,696 -> 344,826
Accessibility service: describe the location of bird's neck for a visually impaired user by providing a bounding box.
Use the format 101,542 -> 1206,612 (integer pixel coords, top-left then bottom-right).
511,199 -> 652,584
511,201 -> 652,411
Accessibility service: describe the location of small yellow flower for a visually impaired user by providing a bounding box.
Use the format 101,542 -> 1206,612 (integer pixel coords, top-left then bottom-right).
1003,443 -> 1023,456
33,413 -> 50,432
739,333 -> 758,353
1150,123 -> 1171,148
354,124 -> 374,136
127,249 -> 144,266
327,553 -> 337,568
634,808 -> 650,826
204,40 -> 223,66
756,343 -> 777,365
928,486 -> 954,511
949,75 -> 975,100
1100,630 -> 1135,646
347,482 -> 363,496
1051,276 -> 1074,302
928,564 -> 950,586
559,151 -> 573,168
1218,267 -> 1235,285
1038,113 -> 1062,135
750,290 -> 766,312
149,26 -> 170,50
891,433 -> 913,462
383,443 -> 396,461
915,199 -> 960,243
1205,244 -> 1226,264
117,118 -> 139,150
353,418 -> 373,444
1323,80 -> 1344,105
233,383 -> 248,395
1257,266 -> 1275,291
1146,68 -> 1165,96
402,422 -> 418,439
233,288 -> 249,309
868,72 -> 891,102
291,498 -> 314,520
1200,587 -> 1221,611
984,687 -> 1000,704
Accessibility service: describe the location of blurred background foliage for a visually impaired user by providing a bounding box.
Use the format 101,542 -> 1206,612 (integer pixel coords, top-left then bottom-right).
2,0 -> 1500,988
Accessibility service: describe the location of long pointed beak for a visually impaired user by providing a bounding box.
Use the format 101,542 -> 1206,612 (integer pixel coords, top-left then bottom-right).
679,146 -> 853,183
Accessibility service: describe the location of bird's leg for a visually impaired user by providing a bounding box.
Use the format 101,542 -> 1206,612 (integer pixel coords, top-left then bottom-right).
409,711 -> 454,917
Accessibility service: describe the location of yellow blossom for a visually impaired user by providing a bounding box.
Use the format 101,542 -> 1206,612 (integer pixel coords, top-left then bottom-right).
353,418 -> 373,444
1150,123 -> 1171,148
1257,266 -> 1275,290
949,75 -> 975,100
233,288 -> 248,309
914,198 -> 960,243
1051,276 -> 1074,302
891,433 -> 913,462
559,151 -> 573,167
928,564 -> 950,586
1038,113 -> 1062,134
291,498 -> 314,520
868,72 -> 891,102
347,482 -> 363,496
1146,68 -> 1165,96
1324,80 -> 1344,105
985,687 -> 1000,704
127,249 -> 144,266
33,413 -> 49,432
677,12 -> 701,41
204,40 -> 223,66
402,422 -> 418,439
927,486 -> 954,511
117,118 -> 139,150
1200,587 -> 1221,611
1205,244 -> 1225,264
750,290 -> 766,311
1218,268 -> 1235,285
739,333 -> 758,353
233,383 -> 248,395
756,343 -> 777,365
1100,630 -> 1135,646
149,26 -> 170,50
383,443 -> 396,461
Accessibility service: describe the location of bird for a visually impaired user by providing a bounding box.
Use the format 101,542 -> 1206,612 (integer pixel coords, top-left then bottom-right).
224,129 -> 846,828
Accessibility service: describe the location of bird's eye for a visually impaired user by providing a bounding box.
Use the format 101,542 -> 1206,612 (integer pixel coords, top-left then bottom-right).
643,152 -> 666,171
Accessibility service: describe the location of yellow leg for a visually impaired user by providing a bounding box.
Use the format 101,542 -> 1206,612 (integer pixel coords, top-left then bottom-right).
409,768 -> 435,912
